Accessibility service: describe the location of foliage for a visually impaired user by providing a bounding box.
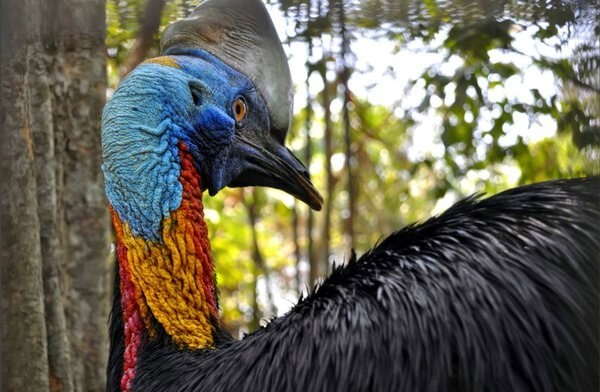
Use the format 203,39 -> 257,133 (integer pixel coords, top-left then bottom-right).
106,0 -> 599,337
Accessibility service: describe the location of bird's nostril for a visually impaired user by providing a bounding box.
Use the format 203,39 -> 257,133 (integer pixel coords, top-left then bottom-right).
300,168 -> 311,180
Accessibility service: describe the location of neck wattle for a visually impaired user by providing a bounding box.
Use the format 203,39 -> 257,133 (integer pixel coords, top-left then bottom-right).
110,143 -> 218,390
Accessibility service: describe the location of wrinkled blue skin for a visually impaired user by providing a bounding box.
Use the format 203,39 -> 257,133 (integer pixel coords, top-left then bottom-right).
102,50 -> 270,241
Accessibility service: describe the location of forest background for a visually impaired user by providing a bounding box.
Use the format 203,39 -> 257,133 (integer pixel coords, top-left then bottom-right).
1,0 -> 598,390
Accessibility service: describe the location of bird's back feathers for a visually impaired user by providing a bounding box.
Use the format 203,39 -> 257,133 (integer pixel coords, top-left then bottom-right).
116,177 -> 599,392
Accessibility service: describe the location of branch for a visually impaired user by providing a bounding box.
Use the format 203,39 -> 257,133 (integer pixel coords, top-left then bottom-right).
121,0 -> 166,77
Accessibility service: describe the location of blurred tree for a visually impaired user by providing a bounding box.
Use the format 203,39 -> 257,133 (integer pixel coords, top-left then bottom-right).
121,0 -> 167,76
278,0 -> 598,246
1,0 -> 110,390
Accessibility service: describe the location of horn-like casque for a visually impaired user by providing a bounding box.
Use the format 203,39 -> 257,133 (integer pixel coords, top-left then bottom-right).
161,0 -> 292,141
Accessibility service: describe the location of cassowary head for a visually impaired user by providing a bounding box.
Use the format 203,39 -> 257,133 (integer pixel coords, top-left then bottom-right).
102,0 -> 325,375
102,0 -> 322,241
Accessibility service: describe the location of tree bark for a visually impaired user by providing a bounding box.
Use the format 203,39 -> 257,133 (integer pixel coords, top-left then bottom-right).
1,1 -> 51,390
43,1 -> 111,390
1,0 -> 110,390
30,39 -> 75,392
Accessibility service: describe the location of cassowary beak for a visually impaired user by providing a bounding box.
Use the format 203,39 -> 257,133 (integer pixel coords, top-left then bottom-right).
228,134 -> 323,211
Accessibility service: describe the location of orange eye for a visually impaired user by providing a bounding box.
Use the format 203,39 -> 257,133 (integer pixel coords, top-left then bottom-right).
233,98 -> 247,122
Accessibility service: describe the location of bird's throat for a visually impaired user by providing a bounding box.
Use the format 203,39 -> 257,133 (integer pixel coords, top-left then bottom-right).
111,143 -> 218,390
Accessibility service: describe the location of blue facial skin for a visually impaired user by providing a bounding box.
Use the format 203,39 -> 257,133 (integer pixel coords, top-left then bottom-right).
102,50 -> 270,241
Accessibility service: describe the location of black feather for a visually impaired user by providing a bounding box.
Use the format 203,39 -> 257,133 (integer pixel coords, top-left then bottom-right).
107,263 -> 125,392
108,177 -> 599,392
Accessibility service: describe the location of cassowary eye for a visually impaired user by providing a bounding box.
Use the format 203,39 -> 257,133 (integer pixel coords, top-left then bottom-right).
233,97 -> 247,122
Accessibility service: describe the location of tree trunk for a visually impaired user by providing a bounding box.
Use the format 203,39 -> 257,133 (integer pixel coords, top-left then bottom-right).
245,189 -> 277,319
292,203 -> 303,295
304,74 -> 320,287
0,1 -> 51,390
337,0 -> 356,252
121,0 -> 167,76
31,34 -> 76,392
43,1 -> 110,390
320,63 -> 334,277
1,0 -> 110,390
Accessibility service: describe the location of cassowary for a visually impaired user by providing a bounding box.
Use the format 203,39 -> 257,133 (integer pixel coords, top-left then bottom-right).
101,0 -> 599,391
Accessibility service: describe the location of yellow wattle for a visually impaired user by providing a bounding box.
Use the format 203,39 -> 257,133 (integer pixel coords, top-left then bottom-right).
115,213 -> 215,349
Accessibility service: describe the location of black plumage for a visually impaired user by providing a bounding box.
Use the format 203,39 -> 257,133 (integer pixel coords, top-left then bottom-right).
108,177 -> 600,392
